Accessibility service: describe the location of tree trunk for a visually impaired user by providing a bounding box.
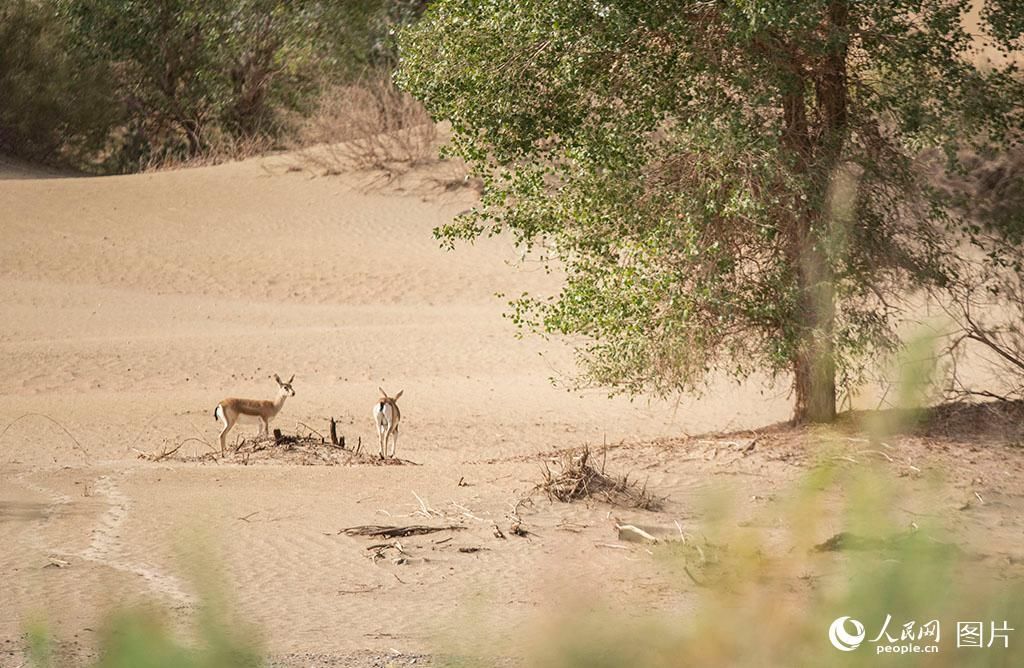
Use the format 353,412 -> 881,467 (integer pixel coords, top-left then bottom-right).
784,132 -> 839,425
181,118 -> 203,156
782,3 -> 848,423
792,237 -> 837,423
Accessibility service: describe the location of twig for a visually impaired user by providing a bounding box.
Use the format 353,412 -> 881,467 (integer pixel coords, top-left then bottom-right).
145,439 -> 198,461
684,566 -> 706,587
0,413 -> 91,463
412,491 -> 441,518
856,449 -> 894,463
295,421 -> 326,442
449,500 -> 487,522
338,584 -> 382,595
367,541 -> 410,557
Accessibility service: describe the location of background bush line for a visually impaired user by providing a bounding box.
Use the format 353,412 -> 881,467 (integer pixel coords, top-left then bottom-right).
0,0 -> 429,173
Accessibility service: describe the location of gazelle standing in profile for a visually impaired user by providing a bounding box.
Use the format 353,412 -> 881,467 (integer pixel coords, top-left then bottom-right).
214,374 -> 295,454
373,387 -> 403,459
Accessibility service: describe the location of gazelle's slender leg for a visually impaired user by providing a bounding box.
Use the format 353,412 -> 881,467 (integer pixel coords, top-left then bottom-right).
218,412 -> 233,455
390,427 -> 398,459
259,416 -> 270,439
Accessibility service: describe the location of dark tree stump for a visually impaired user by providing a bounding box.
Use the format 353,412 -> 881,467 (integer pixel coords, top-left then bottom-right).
329,417 -> 341,447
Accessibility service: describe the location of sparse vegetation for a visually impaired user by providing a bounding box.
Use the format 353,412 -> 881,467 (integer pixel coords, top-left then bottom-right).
532,445 -> 662,511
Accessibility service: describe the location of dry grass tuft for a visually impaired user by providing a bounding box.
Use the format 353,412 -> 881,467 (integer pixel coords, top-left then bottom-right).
136,132 -> 277,172
295,75 -> 437,173
532,445 -> 663,511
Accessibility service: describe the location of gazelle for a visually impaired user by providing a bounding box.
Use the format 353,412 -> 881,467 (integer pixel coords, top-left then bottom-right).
214,374 -> 295,454
373,387 -> 403,459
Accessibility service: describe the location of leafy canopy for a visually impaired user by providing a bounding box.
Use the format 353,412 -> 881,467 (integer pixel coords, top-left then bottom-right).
398,0 -> 1023,406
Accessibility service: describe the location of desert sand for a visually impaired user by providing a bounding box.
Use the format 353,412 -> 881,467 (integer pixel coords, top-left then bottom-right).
2,154 -> 1022,666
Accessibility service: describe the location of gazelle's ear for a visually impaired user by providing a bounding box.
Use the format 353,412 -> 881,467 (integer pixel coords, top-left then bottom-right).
287,374 -> 294,384
378,386 -> 387,397
274,374 -> 282,384
394,390 -> 404,401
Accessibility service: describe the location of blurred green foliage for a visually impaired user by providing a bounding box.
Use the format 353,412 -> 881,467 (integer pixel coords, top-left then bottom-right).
29,607 -> 261,668
521,462 -> 1024,667
27,551 -> 263,668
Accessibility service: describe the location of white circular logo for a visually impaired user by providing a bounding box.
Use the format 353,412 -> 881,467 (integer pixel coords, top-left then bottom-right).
829,616 -> 866,651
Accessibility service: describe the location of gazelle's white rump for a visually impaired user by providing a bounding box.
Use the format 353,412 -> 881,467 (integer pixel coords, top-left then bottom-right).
374,387 -> 403,459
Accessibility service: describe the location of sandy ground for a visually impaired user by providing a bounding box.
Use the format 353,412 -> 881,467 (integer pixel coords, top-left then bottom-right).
2,154 -> 1023,666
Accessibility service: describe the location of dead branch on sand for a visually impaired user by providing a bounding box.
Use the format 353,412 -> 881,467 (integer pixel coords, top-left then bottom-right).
135,438 -> 211,461
530,445 -> 664,511
338,524 -> 466,539
0,412 -> 92,463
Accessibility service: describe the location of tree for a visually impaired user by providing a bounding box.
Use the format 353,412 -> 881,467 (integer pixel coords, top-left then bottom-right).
59,0 -> 228,157
0,0 -> 118,164
398,0 -> 1024,422
55,0 -> 348,164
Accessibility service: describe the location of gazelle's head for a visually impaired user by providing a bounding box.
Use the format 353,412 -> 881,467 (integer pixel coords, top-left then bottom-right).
378,386 -> 403,402
274,374 -> 296,397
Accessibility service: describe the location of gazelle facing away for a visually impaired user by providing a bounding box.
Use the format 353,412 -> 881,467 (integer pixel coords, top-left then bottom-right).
214,374 -> 295,454
373,387 -> 403,459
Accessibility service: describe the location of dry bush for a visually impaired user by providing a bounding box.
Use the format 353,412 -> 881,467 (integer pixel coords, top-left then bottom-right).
138,431 -> 413,466
532,446 -> 663,511
922,142 -> 1024,411
296,75 -> 437,173
937,272 -> 1024,404
134,130 -> 276,173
